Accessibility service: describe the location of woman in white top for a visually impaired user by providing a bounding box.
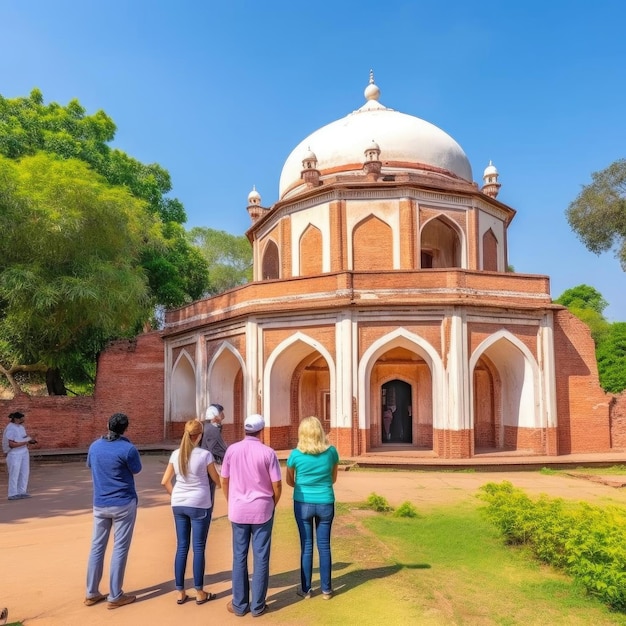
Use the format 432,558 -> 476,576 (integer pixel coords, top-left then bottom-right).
161,419 -> 221,605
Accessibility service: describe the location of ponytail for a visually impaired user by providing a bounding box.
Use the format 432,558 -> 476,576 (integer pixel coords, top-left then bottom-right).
179,419 -> 203,477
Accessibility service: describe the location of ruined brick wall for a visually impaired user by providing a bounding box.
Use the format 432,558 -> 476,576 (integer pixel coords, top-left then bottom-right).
610,391 -> 626,449
94,331 -> 165,444
553,310 -> 611,453
1,331 -> 165,450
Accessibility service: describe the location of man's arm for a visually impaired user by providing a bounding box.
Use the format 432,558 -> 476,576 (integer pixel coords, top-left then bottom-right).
221,476 -> 229,502
272,480 -> 282,507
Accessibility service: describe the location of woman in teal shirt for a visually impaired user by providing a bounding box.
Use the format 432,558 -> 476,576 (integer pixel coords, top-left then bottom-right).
286,416 -> 339,599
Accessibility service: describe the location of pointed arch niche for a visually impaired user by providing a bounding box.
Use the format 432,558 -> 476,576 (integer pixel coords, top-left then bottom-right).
299,224 -> 322,276
171,351 -> 196,423
352,214 -> 393,271
482,228 -> 498,271
264,333 -> 335,449
207,343 -> 246,433
420,215 -> 463,268
470,332 -> 540,453
261,239 -> 280,280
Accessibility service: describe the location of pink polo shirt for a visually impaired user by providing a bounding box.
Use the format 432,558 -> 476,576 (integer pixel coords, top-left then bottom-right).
221,435 -> 282,524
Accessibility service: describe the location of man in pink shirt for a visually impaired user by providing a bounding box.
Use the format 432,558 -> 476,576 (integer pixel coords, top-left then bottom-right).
221,414 -> 282,617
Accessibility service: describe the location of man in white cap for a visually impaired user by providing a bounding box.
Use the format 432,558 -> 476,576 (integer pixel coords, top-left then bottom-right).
200,403 -> 229,504
221,414 -> 282,617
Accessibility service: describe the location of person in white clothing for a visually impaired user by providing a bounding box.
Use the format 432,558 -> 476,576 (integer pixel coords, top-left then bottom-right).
3,411 -> 37,500
161,419 -> 221,605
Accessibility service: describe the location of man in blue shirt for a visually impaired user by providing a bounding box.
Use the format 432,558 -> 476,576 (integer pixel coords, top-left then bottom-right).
84,413 -> 142,609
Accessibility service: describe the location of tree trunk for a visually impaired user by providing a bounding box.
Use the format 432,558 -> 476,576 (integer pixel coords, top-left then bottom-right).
46,368 -> 67,396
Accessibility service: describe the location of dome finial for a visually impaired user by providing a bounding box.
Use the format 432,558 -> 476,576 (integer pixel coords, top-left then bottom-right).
364,69 -> 380,102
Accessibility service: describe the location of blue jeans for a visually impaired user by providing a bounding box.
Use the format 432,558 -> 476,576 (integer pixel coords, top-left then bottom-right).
231,515 -> 274,616
294,501 -> 335,594
173,506 -> 213,590
86,500 -> 137,601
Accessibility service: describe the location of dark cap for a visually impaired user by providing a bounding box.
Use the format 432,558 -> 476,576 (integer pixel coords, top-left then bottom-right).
8,411 -> 25,420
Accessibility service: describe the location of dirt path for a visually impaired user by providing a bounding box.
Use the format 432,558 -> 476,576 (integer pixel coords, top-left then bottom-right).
2,456 -> 626,626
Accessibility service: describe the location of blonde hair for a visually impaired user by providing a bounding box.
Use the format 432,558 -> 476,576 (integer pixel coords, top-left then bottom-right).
178,419 -> 203,477
296,416 -> 330,455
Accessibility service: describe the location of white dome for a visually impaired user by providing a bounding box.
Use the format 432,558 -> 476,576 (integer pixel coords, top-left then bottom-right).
248,185 -> 261,203
279,77 -> 472,199
483,160 -> 498,177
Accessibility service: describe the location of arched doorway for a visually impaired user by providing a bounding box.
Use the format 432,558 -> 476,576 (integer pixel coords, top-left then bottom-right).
381,380 -> 412,443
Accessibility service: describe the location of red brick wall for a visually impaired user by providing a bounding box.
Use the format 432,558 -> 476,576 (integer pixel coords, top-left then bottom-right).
610,391 -> 626,449
0,331 -> 165,449
553,310 -> 611,453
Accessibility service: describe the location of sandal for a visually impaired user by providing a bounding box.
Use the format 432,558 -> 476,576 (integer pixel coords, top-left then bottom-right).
196,591 -> 216,605
177,594 -> 189,605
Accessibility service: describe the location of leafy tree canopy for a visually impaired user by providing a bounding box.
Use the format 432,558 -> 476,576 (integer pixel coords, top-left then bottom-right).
0,89 -> 210,315
0,153 -> 159,394
555,284 -> 608,314
556,284 -> 625,393
188,227 -> 252,294
566,159 -> 626,270
596,322 -> 626,394
0,88 -> 184,223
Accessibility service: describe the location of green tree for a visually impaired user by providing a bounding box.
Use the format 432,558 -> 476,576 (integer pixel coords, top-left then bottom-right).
566,159 -> 626,270
0,153 -> 159,394
596,323 -> 626,394
0,89 -> 209,310
554,284 -> 610,343
188,227 -> 252,294
555,285 -> 626,393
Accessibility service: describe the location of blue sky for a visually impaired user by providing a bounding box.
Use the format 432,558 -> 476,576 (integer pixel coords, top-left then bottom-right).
2,1 -> 626,320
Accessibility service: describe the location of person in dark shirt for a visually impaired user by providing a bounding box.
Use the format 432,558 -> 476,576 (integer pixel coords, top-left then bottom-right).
84,413 -> 142,610
200,403 -> 229,503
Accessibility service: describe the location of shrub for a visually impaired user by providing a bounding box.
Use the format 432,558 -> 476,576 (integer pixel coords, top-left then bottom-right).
479,481 -> 626,611
366,493 -> 393,512
394,501 -> 419,518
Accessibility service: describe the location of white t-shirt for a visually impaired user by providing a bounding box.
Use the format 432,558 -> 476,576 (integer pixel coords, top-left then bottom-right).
168,447 -> 214,509
3,422 -> 28,456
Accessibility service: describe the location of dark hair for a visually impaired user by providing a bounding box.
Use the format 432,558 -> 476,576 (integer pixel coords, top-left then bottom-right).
108,413 -> 129,435
8,411 -> 25,421
210,403 -> 224,413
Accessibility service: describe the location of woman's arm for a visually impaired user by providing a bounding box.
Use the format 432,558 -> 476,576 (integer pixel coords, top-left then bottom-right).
207,462 -> 221,487
331,463 -> 338,484
160,463 -> 175,495
286,466 -> 295,487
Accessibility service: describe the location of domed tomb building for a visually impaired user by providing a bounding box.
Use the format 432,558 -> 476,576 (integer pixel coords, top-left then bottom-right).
163,74 -> 610,458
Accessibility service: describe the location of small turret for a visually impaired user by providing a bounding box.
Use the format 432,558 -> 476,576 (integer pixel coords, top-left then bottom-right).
301,147 -> 320,187
482,161 -> 501,199
246,185 -> 266,223
363,139 -> 382,180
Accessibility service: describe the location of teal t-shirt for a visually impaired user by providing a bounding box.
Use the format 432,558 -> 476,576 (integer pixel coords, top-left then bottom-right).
286,446 -> 339,504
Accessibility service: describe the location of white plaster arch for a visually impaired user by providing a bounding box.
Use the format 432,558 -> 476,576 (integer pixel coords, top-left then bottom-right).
469,330 -> 541,429
171,350 -> 196,422
420,212 -> 467,269
207,342 -> 246,426
358,327 -> 444,431
264,332 -> 336,428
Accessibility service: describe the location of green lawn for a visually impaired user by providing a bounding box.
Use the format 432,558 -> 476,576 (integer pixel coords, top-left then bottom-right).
268,494 -> 626,625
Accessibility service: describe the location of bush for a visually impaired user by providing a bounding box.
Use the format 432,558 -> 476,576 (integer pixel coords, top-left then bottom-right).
394,501 -> 419,518
479,481 -> 626,611
366,493 -> 393,513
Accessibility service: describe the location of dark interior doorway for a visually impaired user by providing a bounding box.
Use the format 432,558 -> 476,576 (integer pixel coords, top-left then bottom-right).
381,380 -> 412,444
